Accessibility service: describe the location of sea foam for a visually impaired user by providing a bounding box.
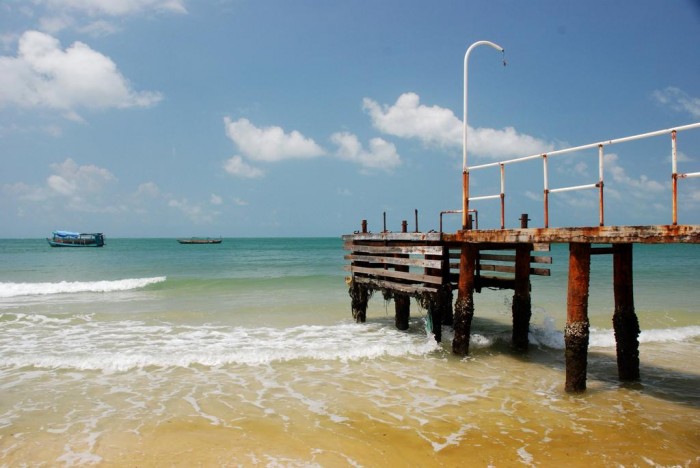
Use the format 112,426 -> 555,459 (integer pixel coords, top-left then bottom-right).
0,277 -> 166,298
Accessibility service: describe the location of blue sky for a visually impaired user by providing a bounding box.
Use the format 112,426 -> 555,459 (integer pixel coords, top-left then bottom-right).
1,0 -> 699,238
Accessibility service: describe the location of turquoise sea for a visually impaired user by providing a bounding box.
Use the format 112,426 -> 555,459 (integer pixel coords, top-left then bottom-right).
0,237 -> 698,466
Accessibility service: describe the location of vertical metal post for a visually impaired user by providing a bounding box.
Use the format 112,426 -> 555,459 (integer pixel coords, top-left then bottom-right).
672,130 -> 678,225
543,154 -> 549,228
383,212 -> 387,232
463,40 -> 505,230
401,220 -> 408,233
499,163 -> 505,229
361,219 -> 367,233
414,209 -> 419,232
598,144 -> 605,227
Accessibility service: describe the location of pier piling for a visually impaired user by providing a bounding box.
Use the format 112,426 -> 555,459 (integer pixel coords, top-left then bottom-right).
512,243 -> 532,352
453,244 -> 477,356
565,242 -> 591,392
613,243 -> 640,381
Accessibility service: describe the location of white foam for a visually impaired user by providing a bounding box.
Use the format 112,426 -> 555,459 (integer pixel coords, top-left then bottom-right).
0,277 -> 166,298
529,319 -> 700,350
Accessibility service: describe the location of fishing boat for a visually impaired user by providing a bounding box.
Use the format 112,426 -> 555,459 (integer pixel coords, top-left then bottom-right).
47,231 -> 105,247
176,237 -> 223,245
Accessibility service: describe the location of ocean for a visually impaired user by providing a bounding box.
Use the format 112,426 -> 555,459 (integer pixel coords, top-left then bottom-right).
0,237 -> 698,466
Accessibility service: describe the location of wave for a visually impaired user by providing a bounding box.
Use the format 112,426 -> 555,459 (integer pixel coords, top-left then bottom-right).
0,320 -> 441,371
529,320 -> 700,350
0,311 -> 697,372
0,277 -> 167,298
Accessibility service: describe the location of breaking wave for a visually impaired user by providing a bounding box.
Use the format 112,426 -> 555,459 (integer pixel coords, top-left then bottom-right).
0,277 -> 167,298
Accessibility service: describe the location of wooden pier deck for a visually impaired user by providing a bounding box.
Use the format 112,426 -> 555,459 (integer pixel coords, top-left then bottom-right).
344,224 -> 699,392
343,121 -> 700,392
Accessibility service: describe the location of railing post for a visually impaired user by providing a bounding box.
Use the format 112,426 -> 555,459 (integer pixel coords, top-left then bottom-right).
598,144 -> 605,227
672,130 -> 678,226
361,219 -> 367,234
500,164 -> 505,229
543,154 -> 549,228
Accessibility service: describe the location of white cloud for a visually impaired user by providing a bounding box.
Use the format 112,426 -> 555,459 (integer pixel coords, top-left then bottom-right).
224,117 -> 325,162
363,92 -> 555,160
2,158 -> 118,212
48,158 -> 116,197
652,87 -> 700,118
0,31 -> 162,115
210,194 -> 223,205
363,93 -> 461,148
135,182 -> 160,198
168,198 -> 216,224
223,155 -> 264,179
232,197 -> 248,206
604,153 -> 665,195
331,132 -> 401,173
38,0 -> 187,17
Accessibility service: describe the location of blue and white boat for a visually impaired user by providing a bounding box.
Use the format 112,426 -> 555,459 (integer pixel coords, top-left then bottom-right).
47,231 -> 105,247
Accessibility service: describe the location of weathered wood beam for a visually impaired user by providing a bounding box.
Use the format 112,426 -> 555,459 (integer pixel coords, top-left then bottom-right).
344,254 -> 443,269
444,225 -> 700,244
351,276 -> 438,295
344,243 -> 444,256
349,266 -> 442,285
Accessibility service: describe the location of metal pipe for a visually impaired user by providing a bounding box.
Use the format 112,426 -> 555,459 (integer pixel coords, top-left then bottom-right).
598,144 -> 605,227
549,183 -> 598,194
470,194 -> 501,201
543,154 -> 549,228
462,40 -> 505,230
500,163 -> 505,229
672,130 -> 678,225
469,122 -> 700,172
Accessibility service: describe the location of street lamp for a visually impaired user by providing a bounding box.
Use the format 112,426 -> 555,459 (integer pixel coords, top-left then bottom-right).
462,40 -> 505,229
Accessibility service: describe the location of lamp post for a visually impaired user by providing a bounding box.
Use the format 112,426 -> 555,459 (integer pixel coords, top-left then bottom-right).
462,40 -> 505,229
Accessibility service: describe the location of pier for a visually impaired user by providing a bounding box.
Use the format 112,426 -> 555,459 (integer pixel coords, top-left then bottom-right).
343,123 -> 700,393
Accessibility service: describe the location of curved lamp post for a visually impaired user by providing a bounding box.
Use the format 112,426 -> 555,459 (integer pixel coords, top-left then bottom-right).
462,40 -> 505,229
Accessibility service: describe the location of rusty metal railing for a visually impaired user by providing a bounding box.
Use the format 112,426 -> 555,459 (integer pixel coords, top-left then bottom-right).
466,122 -> 700,227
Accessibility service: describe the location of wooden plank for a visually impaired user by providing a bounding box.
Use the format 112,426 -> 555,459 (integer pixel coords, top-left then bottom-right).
344,243 -> 444,256
479,253 -> 552,264
344,254 -> 442,269
352,276 -> 438,295
342,232 -> 442,242
349,265 -> 443,285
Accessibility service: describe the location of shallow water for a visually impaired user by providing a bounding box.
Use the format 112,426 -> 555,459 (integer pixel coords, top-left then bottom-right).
0,238 -> 698,465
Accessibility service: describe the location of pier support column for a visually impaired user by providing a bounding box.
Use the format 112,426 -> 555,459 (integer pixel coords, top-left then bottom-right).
565,242 -> 591,392
395,294 -> 410,330
419,292 -> 444,342
350,282 -> 369,323
512,243 -> 532,352
613,243 -> 640,382
453,244 -> 477,356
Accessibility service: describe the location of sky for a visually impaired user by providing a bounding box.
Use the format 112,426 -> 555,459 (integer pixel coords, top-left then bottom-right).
1,0 -> 699,238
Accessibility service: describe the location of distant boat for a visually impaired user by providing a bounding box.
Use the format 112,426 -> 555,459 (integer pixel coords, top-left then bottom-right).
47,231 -> 105,247
176,237 -> 223,245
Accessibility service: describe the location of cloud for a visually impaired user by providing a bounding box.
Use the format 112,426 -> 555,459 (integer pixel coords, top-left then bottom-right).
0,31 -> 162,115
331,132 -> 401,173
210,194 -> 223,205
604,153 -> 665,196
224,117 -> 325,162
652,87 -> 700,118
39,0 -> 187,16
2,158 -> 118,213
223,155 -> 264,179
168,198 -> 216,224
363,92 -> 555,160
